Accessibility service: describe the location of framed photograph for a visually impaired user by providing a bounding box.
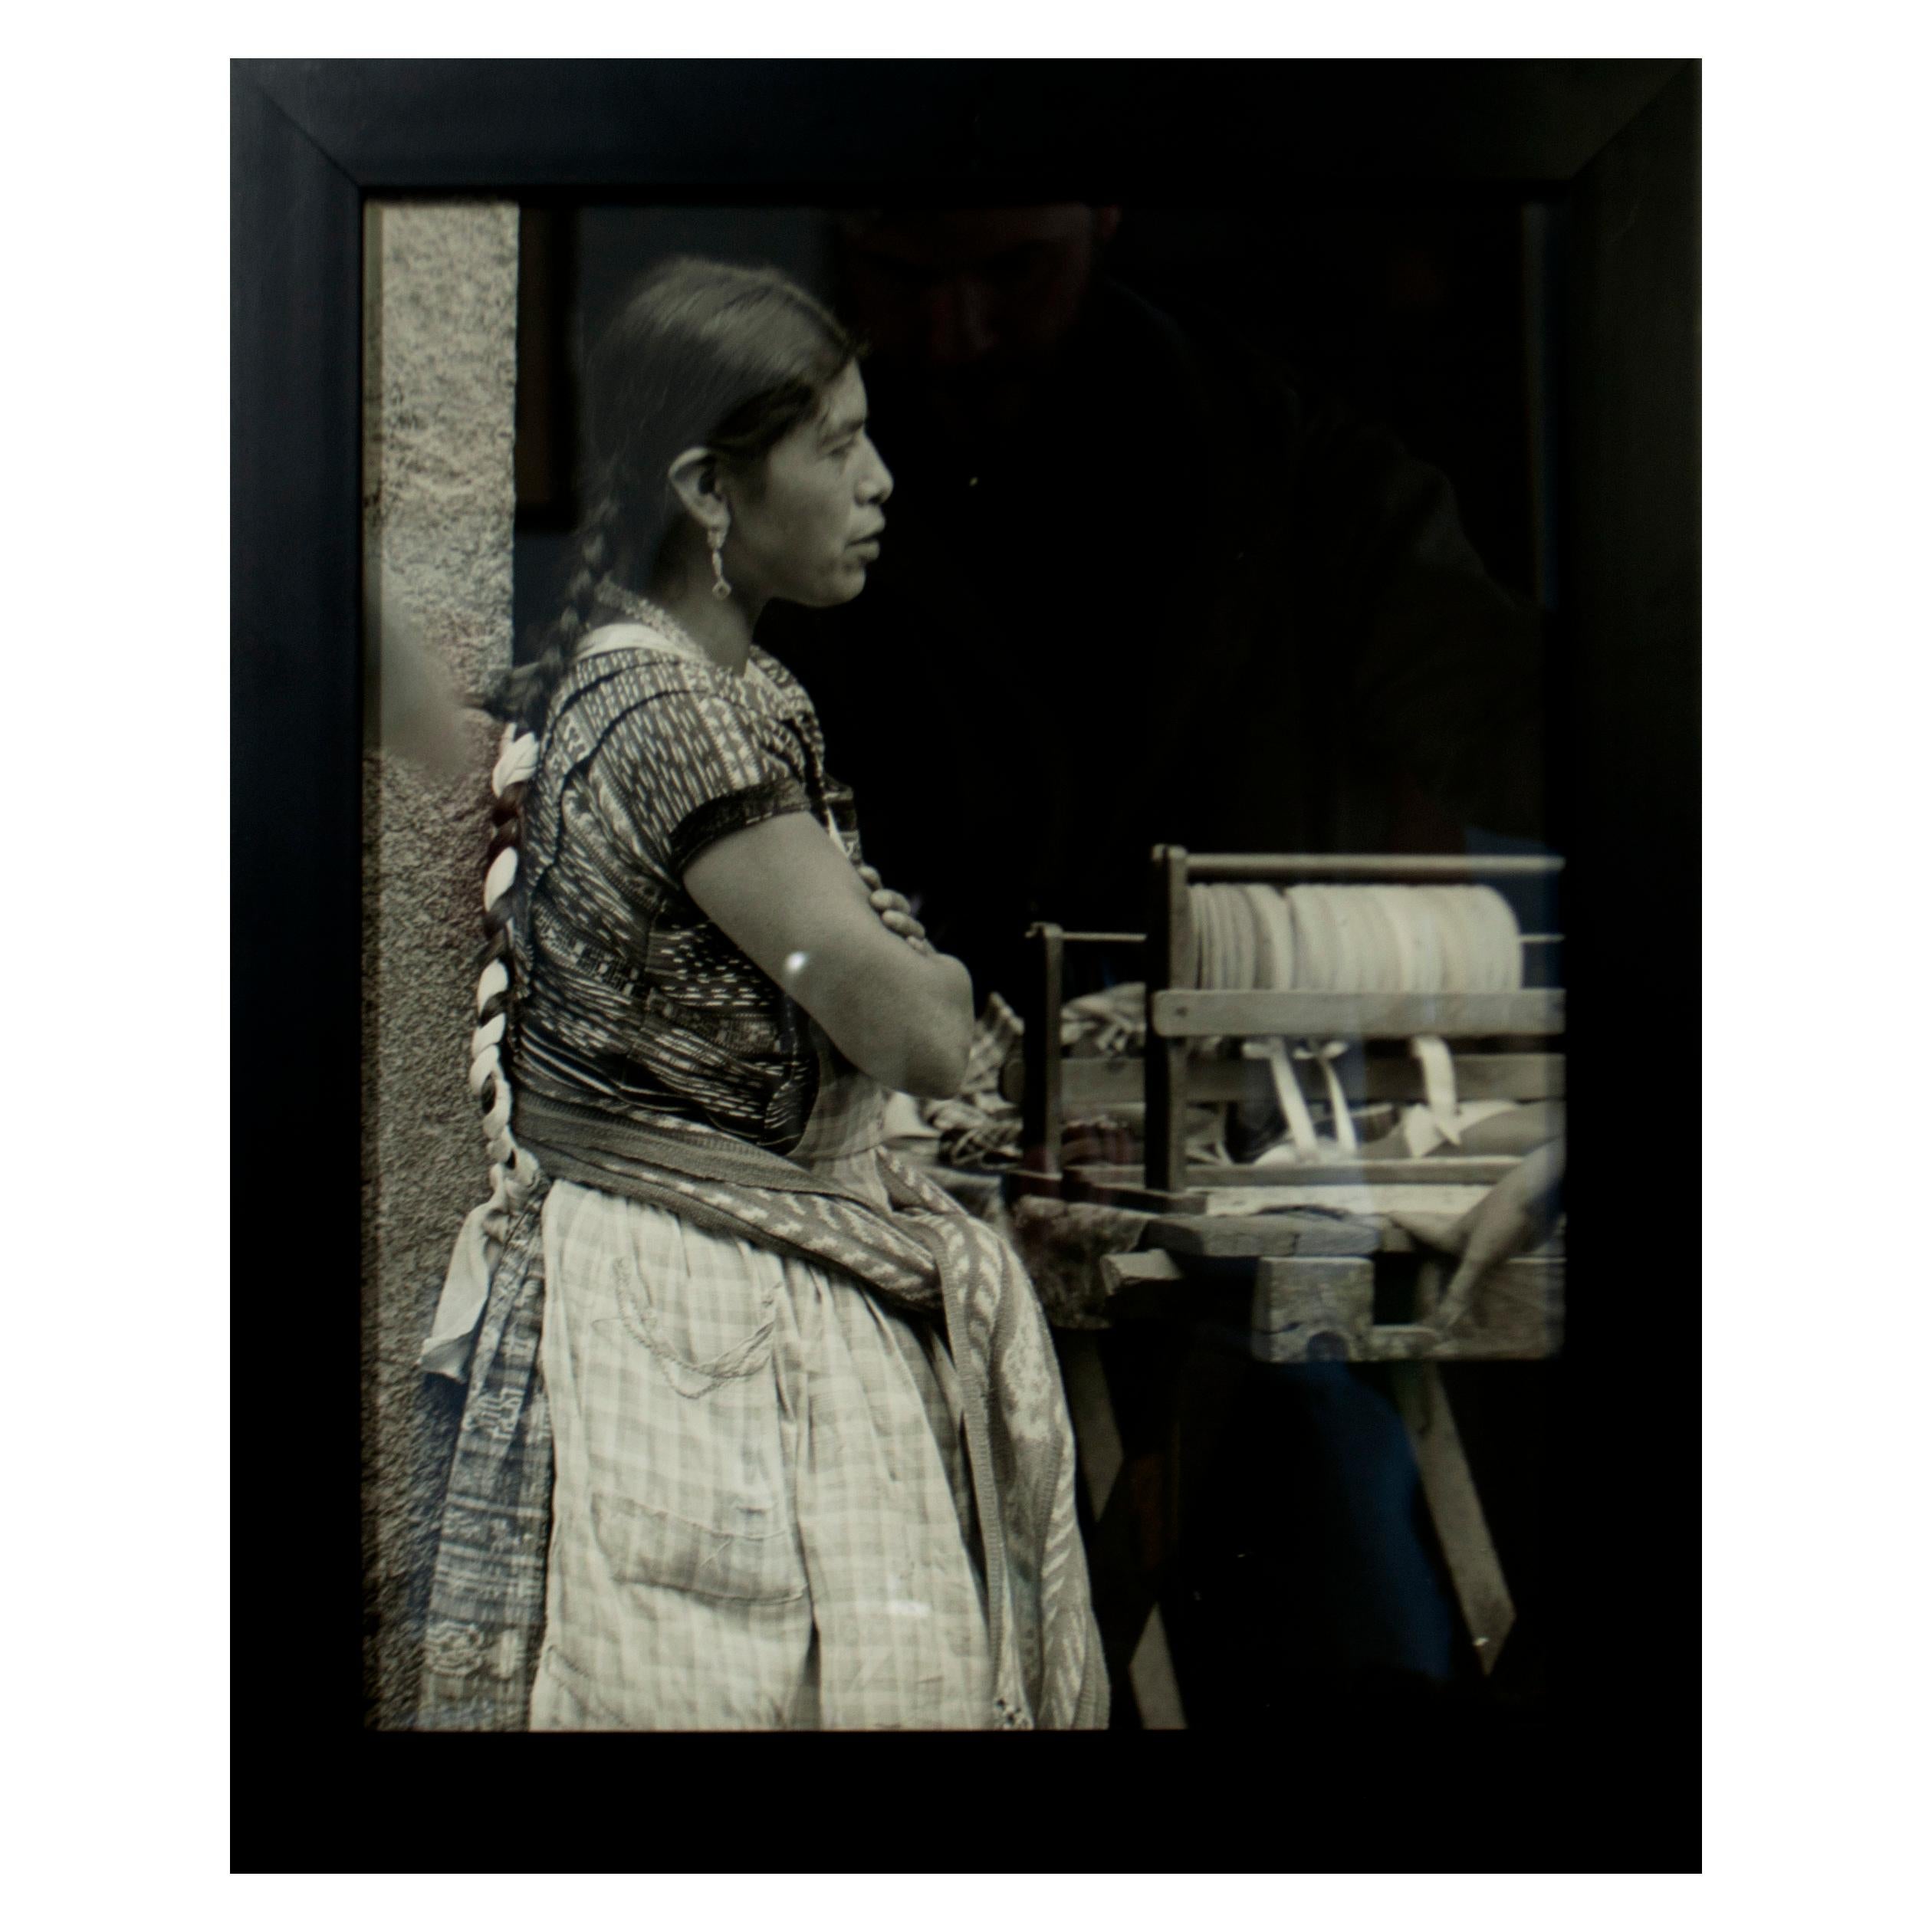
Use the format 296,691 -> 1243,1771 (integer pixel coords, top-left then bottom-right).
234,56 -> 1697,1866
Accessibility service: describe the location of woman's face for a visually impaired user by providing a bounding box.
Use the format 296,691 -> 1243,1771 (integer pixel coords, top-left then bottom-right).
724,362 -> 893,609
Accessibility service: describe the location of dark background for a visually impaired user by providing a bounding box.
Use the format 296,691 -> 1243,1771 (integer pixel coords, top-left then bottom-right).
513,194 -> 1558,700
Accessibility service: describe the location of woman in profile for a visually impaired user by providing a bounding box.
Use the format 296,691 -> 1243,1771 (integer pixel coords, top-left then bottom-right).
416,257 -> 1106,1730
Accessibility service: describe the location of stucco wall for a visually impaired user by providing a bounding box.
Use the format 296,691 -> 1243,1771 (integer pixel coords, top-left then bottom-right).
360,200 -> 520,1729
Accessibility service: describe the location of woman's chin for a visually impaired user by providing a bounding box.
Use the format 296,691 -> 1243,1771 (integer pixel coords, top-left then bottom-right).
773,562 -> 872,610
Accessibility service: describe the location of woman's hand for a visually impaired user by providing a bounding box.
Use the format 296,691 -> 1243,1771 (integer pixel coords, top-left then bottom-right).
1389,1137 -> 1565,1336
854,862 -> 932,954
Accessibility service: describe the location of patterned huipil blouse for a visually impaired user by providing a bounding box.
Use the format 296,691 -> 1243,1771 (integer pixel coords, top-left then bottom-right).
511,632 -> 866,1158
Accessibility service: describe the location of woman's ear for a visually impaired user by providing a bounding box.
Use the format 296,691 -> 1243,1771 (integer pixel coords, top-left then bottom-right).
665,446 -> 728,534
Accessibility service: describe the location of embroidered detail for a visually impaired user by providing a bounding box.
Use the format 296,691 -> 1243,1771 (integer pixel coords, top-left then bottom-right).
610,1255 -> 777,1396
460,1388 -> 527,1444
422,1620 -> 491,1680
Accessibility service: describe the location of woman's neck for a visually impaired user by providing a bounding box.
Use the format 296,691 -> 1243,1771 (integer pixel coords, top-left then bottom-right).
645,550 -> 764,675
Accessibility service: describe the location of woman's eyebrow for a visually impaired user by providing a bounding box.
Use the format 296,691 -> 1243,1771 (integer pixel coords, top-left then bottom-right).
820,411 -> 867,442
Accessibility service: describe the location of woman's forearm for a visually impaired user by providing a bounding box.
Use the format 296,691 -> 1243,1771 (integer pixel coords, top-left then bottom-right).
820,944 -> 973,1098
686,813 -> 977,1098
900,950 -> 974,1096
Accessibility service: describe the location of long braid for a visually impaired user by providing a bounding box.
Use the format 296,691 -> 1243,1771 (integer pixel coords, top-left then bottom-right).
504,480 -> 625,734
465,722 -> 542,1256
465,482 -> 629,1242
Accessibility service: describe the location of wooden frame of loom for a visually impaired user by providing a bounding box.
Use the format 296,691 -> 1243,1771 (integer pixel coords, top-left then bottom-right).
1016,851 -> 1564,1172
1013,850 -> 1566,1695
1015,846 -> 1568,1365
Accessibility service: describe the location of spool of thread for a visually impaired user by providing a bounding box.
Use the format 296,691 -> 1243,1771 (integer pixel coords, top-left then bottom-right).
1183,879 -> 1533,1167
1188,882 -> 1524,994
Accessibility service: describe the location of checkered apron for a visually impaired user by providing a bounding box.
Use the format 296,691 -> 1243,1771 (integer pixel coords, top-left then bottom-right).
528,1179 -> 991,1730
418,1073 -> 1107,1731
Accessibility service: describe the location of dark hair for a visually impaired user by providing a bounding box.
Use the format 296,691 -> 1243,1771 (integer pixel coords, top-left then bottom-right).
505,256 -> 860,731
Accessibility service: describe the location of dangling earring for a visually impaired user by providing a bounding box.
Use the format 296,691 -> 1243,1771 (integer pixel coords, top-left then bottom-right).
708,523 -> 733,601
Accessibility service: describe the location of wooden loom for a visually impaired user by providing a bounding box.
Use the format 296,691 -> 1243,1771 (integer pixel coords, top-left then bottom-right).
1004,849 -> 1566,1723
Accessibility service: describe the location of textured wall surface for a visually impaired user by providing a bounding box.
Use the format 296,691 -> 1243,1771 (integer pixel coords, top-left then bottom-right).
361,201 -> 519,1729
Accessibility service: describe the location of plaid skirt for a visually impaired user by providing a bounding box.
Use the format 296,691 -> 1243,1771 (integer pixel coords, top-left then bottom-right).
527,1177 -> 994,1730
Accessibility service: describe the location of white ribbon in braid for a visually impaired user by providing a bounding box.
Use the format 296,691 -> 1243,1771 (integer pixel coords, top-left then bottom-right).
421,721 -> 544,1380
475,724 -> 542,1216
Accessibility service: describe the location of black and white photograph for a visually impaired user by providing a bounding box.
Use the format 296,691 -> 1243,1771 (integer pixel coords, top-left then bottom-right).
312,59 -> 1694,1733
230,50 -> 1708,1871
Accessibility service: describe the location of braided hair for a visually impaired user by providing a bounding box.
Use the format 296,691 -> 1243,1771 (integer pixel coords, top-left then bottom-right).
469,258 -> 860,1251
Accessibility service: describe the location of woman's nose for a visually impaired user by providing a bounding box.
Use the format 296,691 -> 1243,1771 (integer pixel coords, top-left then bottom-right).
862,449 -> 894,504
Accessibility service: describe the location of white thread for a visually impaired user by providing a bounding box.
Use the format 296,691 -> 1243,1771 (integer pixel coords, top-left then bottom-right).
477,959 -> 509,1012
484,846 -> 518,910
1217,883 -> 1523,994
493,726 -> 539,795
1248,1038 -> 1322,1158
1294,1039 -> 1359,1152
1468,886 -> 1523,992
1409,1033 -> 1462,1145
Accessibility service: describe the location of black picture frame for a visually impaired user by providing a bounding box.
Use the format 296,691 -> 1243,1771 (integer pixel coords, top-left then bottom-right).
234,57 -> 1699,1871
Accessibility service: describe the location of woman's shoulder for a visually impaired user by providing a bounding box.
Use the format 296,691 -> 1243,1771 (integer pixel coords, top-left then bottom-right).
563,629 -> 808,719
746,645 -> 815,715
550,632 -> 748,728
538,639 -> 816,813
572,626 -> 718,687
542,634 -> 822,810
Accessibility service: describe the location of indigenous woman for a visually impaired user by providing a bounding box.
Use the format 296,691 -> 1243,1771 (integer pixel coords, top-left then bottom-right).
416,258 -> 1106,1730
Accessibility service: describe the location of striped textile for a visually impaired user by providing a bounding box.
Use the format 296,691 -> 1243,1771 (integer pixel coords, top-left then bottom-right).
416,1198 -> 554,1730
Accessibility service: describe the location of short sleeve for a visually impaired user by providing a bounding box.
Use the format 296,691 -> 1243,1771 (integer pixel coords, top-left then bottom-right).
592,685 -> 814,876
